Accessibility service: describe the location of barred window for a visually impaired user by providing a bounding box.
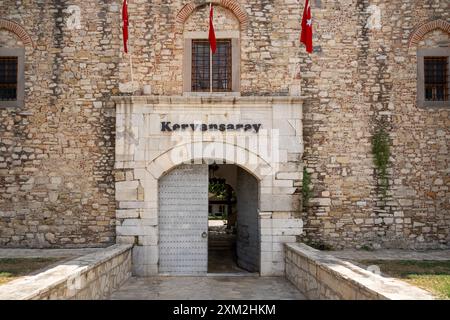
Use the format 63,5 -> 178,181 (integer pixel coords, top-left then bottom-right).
192,40 -> 210,92
0,48 -> 24,108
192,39 -> 232,92
212,40 -> 232,92
424,57 -> 448,101
0,56 -> 18,101
417,48 -> 450,108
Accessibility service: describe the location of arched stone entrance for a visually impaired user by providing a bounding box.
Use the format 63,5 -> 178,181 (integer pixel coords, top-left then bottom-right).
152,147 -> 267,276
114,96 -> 304,277
158,162 -> 261,275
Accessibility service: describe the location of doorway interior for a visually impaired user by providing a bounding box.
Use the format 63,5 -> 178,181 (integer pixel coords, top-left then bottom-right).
208,164 -> 260,274
158,163 -> 260,276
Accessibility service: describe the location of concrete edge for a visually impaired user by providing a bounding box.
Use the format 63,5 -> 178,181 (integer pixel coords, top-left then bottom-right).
285,243 -> 435,300
0,244 -> 133,300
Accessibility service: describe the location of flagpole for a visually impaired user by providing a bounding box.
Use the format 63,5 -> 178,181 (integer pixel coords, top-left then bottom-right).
123,0 -> 135,95
209,3 -> 213,93
129,51 -> 135,95
128,0 -> 134,95
210,49 -> 213,93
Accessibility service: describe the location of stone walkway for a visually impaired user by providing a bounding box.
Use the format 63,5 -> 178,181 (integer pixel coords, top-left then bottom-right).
0,248 -> 102,258
109,276 -> 306,300
329,249 -> 450,261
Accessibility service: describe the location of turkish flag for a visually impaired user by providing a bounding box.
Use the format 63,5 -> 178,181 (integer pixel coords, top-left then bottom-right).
300,0 -> 313,53
209,4 -> 217,54
122,0 -> 129,53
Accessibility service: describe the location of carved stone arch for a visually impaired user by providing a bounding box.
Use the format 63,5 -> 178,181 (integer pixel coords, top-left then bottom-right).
146,141 -> 274,181
408,19 -> 450,47
176,0 -> 249,31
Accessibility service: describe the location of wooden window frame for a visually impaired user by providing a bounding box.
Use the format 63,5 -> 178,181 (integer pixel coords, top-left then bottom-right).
183,31 -> 240,95
417,47 -> 450,108
0,48 -> 25,108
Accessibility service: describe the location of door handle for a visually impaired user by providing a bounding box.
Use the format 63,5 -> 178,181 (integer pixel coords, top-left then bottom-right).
202,232 -> 208,238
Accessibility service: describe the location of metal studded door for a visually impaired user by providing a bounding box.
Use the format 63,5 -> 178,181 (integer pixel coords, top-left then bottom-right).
158,164 -> 209,275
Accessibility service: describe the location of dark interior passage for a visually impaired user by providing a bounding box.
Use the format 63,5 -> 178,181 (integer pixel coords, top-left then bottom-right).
207,164 -> 259,274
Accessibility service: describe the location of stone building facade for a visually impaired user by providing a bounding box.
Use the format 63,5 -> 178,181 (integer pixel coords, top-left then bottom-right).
0,0 -> 449,267
300,1 -> 449,250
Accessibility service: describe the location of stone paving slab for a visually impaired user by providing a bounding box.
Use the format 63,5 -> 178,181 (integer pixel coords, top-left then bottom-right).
0,248 -> 103,259
328,249 -> 450,262
109,276 -> 306,300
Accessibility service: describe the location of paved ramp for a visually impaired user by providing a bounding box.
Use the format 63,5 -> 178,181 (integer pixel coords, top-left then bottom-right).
109,276 -> 306,300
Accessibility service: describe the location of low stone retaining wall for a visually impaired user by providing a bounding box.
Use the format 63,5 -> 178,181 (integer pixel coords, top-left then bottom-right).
285,243 -> 434,300
0,244 -> 132,300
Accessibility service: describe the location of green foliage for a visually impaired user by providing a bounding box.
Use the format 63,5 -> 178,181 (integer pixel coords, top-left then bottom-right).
372,129 -> 390,198
359,260 -> 450,299
360,244 -> 375,251
209,178 -> 235,200
0,257 -> 62,285
302,167 -> 312,208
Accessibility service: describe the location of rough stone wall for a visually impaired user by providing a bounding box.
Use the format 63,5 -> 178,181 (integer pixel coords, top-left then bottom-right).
300,0 -> 449,249
184,5 -> 240,33
122,0 -> 303,95
0,0 -> 449,250
0,29 -> 23,47
0,0 -> 306,248
0,1 -> 120,247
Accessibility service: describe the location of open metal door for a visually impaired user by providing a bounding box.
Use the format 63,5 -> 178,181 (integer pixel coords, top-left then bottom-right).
236,167 -> 260,272
158,164 -> 208,275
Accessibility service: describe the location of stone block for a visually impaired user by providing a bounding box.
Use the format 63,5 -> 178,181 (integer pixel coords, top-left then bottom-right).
311,198 -> 331,206
272,218 -> 303,229
116,188 -> 138,201
139,208 -> 158,219
261,242 -> 272,252
116,225 -> 154,236
132,264 -> 158,277
132,245 -> 159,266
273,104 -> 292,119
272,228 -> 302,236
260,195 -> 286,211
116,209 -> 140,219
116,236 -> 136,244
276,171 -> 302,180
260,218 -> 272,229
138,234 -> 158,246
273,179 -> 294,187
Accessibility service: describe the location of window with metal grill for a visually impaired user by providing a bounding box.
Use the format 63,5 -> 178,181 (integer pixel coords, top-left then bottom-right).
192,39 -> 232,92
0,56 -> 18,101
424,56 -> 448,101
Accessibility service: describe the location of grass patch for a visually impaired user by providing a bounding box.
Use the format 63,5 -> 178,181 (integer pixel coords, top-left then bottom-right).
0,257 -> 63,285
359,260 -> 450,299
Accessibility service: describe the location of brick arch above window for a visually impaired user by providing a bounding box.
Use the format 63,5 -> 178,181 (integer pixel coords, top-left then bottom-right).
408,19 -> 450,47
0,19 -> 34,48
176,0 -> 248,31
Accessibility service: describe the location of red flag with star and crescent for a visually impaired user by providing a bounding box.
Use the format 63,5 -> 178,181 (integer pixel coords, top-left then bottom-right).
208,4 -> 217,54
300,0 -> 313,53
122,0 -> 129,53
